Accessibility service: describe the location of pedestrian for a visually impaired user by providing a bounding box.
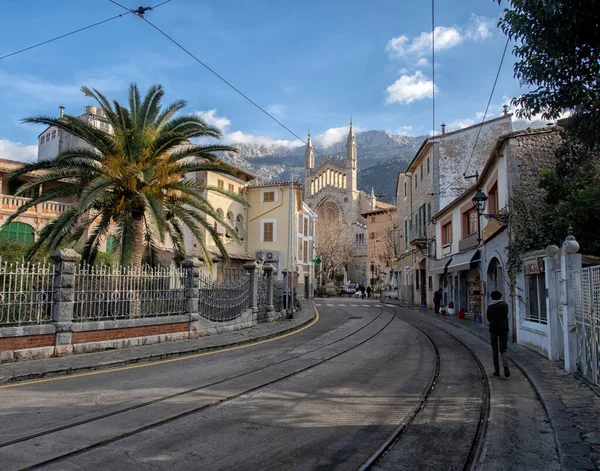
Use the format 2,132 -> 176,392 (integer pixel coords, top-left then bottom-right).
366,285 -> 372,299
433,289 -> 441,314
360,285 -> 366,299
487,290 -> 510,378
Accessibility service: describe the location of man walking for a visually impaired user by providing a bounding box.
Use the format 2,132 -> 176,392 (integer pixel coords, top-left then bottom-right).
433,289 -> 441,314
487,290 -> 510,378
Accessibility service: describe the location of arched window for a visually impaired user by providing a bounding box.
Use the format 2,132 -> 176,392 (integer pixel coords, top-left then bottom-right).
106,235 -> 116,253
225,211 -> 234,238
215,209 -> 225,234
236,214 -> 246,239
0,222 -> 34,244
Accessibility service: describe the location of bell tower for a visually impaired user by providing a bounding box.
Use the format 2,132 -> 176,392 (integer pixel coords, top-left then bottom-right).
346,120 -> 357,191
304,132 -> 314,196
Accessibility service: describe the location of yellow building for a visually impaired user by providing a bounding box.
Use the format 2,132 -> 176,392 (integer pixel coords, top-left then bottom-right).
246,182 -> 317,299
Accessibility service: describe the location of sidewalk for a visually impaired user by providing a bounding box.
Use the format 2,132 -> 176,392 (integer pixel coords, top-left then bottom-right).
0,307 -> 316,385
384,299 -> 600,470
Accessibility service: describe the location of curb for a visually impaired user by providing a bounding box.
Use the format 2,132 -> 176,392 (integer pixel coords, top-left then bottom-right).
0,308 -> 317,385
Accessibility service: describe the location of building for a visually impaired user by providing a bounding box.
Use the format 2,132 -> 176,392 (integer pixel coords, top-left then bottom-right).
246,182 -> 317,299
37,106 -> 112,162
430,126 -> 563,348
0,159 -> 73,245
361,203 -> 397,290
395,113 -> 513,307
303,122 -> 378,282
184,163 -> 257,279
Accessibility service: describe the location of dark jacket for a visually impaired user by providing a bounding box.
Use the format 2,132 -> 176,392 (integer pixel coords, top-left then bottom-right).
487,300 -> 509,334
433,291 -> 441,303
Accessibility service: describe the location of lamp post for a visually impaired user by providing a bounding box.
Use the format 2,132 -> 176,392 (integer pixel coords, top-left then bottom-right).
471,188 -> 488,244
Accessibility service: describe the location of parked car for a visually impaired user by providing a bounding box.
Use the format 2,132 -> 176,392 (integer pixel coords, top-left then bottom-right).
346,282 -> 357,294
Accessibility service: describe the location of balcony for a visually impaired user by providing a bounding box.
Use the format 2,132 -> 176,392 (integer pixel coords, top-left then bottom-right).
409,225 -> 431,248
1,195 -> 72,217
458,232 -> 478,252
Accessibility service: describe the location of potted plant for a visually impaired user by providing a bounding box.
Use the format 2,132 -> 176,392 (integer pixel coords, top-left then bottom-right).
440,307 -> 447,316
457,309 -> 465,319
448,301 -> 455,315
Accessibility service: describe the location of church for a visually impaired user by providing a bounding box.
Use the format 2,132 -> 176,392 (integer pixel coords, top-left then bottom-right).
303,122 -> 381,284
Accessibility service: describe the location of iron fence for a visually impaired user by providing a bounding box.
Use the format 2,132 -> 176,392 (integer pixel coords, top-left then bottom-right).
573,265 -> 600,385
73,264 -> 186,322
0,261 -> 54,326
198,273 -> 251,322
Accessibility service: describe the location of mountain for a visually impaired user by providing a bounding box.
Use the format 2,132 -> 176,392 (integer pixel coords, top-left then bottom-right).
219,130 -> 424,203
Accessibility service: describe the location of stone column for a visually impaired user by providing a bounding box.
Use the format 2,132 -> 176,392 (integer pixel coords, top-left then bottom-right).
244,261 -> 259,320
182,258 -> 202,339
544,256 -> 562,361
263,263 -> 274,315
50,249 -> 80,357
561,230 -> 581,373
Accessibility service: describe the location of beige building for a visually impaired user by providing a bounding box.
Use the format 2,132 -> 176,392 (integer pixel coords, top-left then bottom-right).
395,113 -> 512,307
361,203 -> 397,290
246,182 -> 317,299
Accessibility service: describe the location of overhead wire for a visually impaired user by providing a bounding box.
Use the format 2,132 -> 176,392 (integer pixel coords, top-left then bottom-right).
0,1 -> 171,61
438,36 -> 510,196
107,0 -> 327,160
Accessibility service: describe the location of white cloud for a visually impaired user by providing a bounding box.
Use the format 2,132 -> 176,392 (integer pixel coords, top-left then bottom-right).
466,14 -> 495,40
194,109 -> 231,131
395,125 -> 415,135
266,104 -> 286,116
446,112 -> 485,131
415,58 -> 429,68
315,126 -> 352,148
386,26 -> 463,59
0,139 -> 37,162
385,72 -> 436,105
223,131 -> 302,148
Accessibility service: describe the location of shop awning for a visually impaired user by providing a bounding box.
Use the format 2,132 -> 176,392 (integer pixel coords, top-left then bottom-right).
446,249 -> 481,273
429,257 -> 453,275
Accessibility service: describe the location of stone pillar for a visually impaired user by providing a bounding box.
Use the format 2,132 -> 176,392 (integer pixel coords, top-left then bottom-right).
182,258 -> 202,339
244,261 -> 259,318
561,230 -> 581,373
263,263 -> 274,314
544,256 -> 562,361
50,249 -> 80,357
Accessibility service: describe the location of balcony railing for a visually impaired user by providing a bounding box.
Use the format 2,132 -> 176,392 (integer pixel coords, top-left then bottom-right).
1,195 -> 72,215
409,224 -> 432,246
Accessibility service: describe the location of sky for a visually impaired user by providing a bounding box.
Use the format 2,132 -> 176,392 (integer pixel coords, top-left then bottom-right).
0,0 -> 538,161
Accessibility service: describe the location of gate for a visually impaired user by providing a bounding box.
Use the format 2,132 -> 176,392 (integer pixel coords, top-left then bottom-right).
572,265 -> 600,385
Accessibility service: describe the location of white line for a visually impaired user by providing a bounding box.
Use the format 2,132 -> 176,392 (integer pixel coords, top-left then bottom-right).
351,304 -> 359,307
315,304 -> 322,306
362,305 -> 371,307
326,304 -> 335,307
338,304 -> 346,307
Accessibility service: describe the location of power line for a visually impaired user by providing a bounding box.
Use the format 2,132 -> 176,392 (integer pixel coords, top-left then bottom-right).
431,0 -> 435,138
107,1 -> 326,158
438,36 -> 510,197
0,0 -> 172,61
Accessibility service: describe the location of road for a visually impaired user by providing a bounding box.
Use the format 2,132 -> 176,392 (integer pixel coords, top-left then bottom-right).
0,301 -> 559,470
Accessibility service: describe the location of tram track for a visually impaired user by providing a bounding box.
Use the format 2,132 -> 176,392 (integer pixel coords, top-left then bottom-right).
5,307 -> 398,470
361,305 -> 490,471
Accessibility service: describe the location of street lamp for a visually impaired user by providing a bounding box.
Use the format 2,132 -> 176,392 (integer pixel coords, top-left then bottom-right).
471,188 -> 509,244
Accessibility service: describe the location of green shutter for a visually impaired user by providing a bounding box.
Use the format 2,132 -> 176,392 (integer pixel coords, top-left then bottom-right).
0,222 -> 34,244
427,203 -> 432,223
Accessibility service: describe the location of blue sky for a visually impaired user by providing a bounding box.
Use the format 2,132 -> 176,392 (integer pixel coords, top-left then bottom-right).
0,0 -> 532,161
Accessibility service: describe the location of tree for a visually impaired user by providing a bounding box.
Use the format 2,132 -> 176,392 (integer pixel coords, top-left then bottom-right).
3,84 -> 243,267
498,0 -> 600,123
315,216 -> 354,282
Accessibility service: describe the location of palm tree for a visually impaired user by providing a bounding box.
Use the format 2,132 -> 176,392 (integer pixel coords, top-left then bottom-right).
3,84 -> 245,267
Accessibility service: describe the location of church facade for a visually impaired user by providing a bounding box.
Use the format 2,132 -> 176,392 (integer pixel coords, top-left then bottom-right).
303,122 -> 378,284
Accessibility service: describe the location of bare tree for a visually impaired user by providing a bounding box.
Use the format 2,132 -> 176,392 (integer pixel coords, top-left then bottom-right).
315,216 -> 354,281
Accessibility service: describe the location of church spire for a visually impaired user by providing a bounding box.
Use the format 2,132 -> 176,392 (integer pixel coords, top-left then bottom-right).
346,119 -> 357,192
304,132 -> 314,171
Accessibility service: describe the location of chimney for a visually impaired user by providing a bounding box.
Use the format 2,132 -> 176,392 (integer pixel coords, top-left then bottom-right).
503,105 -> 508,116
441,123 -> 446,135
59,106 -> 65,118
85,105 -> 97,115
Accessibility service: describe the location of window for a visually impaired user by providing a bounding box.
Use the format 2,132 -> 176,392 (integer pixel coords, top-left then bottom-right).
238,187 -> 244,195
106,235 -> 116,254
45,133 -> 50,141
371,216 -> 376,223
525,273 -> 548,324
427,157 -> 430,174
304,240 -> 309,263
415,176 -> 418,189
488,182 -> 499,215
298,237 -> 303,261
0,222 -> 34,244
303,218 -> 308,235
263,191 -> 275,202
404,220 -> 408,249
441,222 -> 452,246
228,183 -> 234,192
404,181 -> 407,197
309,221 -> 313,237
298,215 -> 303,234
370,232 -> 376,239
427,203 -> 432,223
40,135 -> 45,144
217,179 -> 224,190
420,163 -> 424,181
263,222 -> 274,242
51,130 -> 57,139
463,209 -> 477,236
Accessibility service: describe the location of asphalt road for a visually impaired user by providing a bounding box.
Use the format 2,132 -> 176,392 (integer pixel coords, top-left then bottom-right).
0,301 -> 559,470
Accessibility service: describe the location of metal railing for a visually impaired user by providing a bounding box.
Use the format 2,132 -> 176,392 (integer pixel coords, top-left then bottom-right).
73,263 -> 186,322
0,195 -> 71,214
0,261 -> 54,326
573,265 -> 600,385
198,273 -> 251,322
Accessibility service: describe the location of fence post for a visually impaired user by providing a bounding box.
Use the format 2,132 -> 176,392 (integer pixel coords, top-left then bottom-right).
561,230 -> 581,373
50,249 -> 80,357
263,263 -> 274,314
182,258 -> 202,339
244,261 -> 259,320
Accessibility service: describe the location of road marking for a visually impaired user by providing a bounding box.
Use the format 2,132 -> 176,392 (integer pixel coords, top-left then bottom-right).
0,307 -> 321,389
351,304 -> 359,307
338,304 -> 346,307
315,304 -> 322,306
326,303 -> 335,307
362,305 -> 372,307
